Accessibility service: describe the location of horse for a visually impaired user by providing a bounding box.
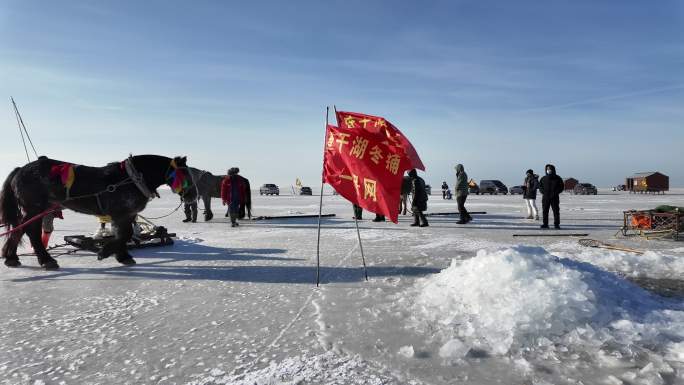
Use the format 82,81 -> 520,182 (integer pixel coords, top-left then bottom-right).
399,176 -> 412,215
185,167 -> 252,221
0,155 -> 192,269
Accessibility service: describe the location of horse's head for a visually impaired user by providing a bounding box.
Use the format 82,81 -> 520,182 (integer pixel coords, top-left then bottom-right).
166,156 -> 196,198
171,156 -> 188,169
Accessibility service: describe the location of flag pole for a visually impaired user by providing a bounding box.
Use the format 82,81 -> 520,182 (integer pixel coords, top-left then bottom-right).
354,216 -> 369,281
315,106 -> 329,286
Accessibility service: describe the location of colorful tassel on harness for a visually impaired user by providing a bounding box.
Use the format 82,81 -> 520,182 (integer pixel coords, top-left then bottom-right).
49,163 -> 76,195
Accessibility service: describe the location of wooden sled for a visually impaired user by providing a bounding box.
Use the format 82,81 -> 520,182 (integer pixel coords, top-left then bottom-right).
64,225 -> 175,253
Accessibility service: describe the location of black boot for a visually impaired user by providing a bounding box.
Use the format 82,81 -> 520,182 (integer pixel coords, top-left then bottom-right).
419,213 -> 429,227
411,212 -> 420,226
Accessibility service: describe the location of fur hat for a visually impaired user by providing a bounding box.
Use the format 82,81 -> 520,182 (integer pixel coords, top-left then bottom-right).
228,167 -> 240,176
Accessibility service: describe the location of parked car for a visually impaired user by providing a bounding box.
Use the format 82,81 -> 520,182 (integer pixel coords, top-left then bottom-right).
425,185 -> 432,195
479,180 -> 508,195
509,185 -> 525,195
259,184 -> 280,195
299,186 -> 312,195
573,183 -> 597,195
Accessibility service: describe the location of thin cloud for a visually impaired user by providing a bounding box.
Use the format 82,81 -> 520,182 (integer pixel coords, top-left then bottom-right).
518,84 -> 684,113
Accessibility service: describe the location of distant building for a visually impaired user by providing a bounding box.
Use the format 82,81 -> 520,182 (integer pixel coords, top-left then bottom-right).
625,172 -> 669,194
564,178 -> 578,191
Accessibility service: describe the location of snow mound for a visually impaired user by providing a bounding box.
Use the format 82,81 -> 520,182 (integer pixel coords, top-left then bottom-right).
410,246 -> 684,365
552,246 -> 684,280
188,351 -> 403,385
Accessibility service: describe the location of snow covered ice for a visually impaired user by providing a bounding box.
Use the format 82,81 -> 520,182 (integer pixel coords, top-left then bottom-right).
1,189 -> 683,384
410,246 -> 684,382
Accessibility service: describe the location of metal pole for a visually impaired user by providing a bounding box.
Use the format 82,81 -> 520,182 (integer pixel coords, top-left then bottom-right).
11,97 -> 38,159
332,105 -> 368,281
354,215 -> 369,281
11,97 -> 31,162
316,107 -> 329,286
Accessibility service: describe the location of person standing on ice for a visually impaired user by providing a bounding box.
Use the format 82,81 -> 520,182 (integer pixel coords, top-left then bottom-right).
523,169 -> 539,220
181,193 -> 198,223
539,164 -> 564,229
455,164 -> 472,224
441,181 -> 449,199
352,204 -> 363,220
221,167 -> 247,227
409,169 -> 429,227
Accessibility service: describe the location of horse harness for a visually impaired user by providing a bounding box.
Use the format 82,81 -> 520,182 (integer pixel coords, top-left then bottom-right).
60,156 -> 193,214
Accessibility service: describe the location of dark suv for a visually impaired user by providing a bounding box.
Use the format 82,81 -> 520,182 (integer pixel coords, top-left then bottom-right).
479,180 -> 508,195
259,184 -> 280,195
299,186 -> 312,195
573,183 -> 597,195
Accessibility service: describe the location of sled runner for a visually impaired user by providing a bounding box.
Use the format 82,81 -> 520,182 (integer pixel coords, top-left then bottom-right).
64,224 -> 175,254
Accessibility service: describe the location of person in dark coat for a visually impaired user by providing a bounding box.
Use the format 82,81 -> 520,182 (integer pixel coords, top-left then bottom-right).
441,181 -> 449,199
538,164 -> 564,229
409,169 -> 428,227
523,169 -> 539,220
221,167 -> 248,227
455,164 -> 472,224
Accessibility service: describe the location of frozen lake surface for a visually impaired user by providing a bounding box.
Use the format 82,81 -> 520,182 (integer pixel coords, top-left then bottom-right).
1,189 -> 683,384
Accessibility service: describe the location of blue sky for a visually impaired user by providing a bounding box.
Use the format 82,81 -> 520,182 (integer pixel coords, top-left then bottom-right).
1,0 -> 683,189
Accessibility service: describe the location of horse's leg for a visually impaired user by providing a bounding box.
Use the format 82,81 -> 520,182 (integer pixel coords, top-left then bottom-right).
112,217 -> 136,265
203,195 -> 213,221
2,229 -> 24,267
25,219 -> 59,269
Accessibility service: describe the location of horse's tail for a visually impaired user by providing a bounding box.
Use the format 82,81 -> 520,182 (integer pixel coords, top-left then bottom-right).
0,168 -> 22,230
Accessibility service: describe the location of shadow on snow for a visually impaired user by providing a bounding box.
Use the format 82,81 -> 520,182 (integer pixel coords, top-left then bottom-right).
7,240 -> 441,284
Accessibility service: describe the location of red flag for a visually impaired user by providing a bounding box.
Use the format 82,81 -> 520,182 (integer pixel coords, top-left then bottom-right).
335,111 -> 424,171
322,111 -> 424,223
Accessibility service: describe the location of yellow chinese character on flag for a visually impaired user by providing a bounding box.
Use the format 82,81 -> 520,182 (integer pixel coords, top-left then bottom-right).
359,118 -> 372,128
327,132 -> 335,148
369,145 -> 383,164
364,178 -> 377,202
335,133 -> 350,152
349,137 -> 369,159
374,119 -> 387,128
352,174 -> 360,195
344,115 -> 357,129
386,154 -> 401,175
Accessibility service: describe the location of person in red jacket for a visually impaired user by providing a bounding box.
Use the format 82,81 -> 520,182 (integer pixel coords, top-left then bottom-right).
221,167 -> 250,227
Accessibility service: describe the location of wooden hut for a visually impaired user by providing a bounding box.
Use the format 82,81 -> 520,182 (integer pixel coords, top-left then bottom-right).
564,178 -> 578,191
625,172 -> 669,194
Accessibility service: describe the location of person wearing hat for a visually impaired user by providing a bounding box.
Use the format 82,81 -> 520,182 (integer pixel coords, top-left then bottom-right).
523,169 -> 539,220
455,164 -> 471,224
408,169 -> 429,227
221,167 -> 248,227
539,164 -> 564,229
441,181 -> 449,200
